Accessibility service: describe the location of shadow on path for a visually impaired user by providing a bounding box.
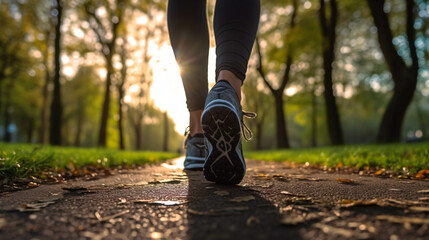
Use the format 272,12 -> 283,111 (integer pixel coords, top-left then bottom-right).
184,169 -> 303,240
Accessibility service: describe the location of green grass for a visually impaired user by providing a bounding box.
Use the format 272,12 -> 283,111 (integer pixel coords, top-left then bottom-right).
245,142 -> 429,175
0,143 -> 180,180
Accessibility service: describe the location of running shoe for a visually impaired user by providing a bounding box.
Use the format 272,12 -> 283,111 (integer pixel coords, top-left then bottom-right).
201,80 -> 255,184
184,133 -> 205,170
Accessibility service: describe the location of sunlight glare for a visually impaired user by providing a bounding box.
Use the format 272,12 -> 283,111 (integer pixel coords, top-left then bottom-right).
150,45 -> 216,134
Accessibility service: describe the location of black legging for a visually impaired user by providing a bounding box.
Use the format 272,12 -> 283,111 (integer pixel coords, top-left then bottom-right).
167,0 -> 260,112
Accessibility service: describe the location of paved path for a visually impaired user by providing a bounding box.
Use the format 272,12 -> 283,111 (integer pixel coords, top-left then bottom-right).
1,157 -> 428,240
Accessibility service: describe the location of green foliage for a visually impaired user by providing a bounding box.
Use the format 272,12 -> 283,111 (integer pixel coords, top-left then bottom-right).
246,142 -> 429,174
0,142 -> 179,180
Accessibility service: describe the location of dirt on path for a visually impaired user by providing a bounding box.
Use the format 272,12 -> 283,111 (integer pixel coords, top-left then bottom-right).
0,157 -> 428,240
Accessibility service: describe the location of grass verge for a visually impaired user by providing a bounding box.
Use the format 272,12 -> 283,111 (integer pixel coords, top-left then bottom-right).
245,142 -> 429,175
0,143 -> 180,181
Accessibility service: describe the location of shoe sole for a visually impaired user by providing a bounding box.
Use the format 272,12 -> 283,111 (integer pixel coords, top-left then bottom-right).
201,100 -> 245,185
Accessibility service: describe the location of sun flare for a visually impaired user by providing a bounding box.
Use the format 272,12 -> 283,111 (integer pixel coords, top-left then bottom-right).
150,45 -> 216,134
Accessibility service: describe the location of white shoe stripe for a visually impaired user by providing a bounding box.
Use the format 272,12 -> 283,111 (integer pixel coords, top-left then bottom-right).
185,156 -> 205,161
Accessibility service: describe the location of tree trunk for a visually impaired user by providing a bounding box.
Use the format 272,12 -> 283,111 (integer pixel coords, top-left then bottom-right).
163,111 -> 169,152
378,70 -> 417,142
97,62 -> 113,147
74,105 -> 84,146
367,0 -> 418,142
49,0 -> 63,146
117,95 -> 125,149
39,40 -> 50,144
311,87 -> 317,147
135,123 -> 141,150
319,0 -> 343,145
118,44 -> 127,150
274,91 -> 289,148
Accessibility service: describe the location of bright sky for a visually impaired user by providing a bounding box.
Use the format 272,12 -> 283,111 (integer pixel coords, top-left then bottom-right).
150,45 -> 216,134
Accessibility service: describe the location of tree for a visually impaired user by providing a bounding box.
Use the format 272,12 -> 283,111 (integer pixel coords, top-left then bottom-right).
367,0 -> 419,142
117,40 -> 127,150
256,0 -> 299,149
319,0 -> 344,145
62,66 -> 102,146
83,0 -> 125,147
49,0 -> 63,145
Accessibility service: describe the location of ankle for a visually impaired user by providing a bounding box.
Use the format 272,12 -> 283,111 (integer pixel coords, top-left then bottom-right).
217,70 -> 242,101
189,110 -> 203,136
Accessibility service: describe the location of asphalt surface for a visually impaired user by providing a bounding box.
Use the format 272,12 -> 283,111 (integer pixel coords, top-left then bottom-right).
0,157 -> 428,240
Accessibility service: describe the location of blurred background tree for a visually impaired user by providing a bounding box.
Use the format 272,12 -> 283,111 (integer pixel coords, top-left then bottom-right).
0,0 -> 427,151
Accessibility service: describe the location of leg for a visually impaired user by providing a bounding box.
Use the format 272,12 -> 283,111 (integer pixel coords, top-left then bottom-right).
214,0 -> 260,99
202,0 -> 260,184
167,0 -> 209,136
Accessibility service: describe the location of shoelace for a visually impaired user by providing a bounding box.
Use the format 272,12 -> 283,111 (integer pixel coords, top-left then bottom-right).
183,110 -> 257,144
183,126 -> 191,149
241,110 -> 257,141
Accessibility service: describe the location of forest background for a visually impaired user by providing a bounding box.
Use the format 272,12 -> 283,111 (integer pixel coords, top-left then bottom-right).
0,0 -> 428,153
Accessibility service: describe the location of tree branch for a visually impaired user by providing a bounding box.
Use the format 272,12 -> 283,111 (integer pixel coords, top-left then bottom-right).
255,37 -> 275,93
366,0 -> 407,82
406,0 -> 418,71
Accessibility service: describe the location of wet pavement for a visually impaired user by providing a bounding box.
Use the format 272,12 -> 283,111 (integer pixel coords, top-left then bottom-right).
0,157 -> 428,240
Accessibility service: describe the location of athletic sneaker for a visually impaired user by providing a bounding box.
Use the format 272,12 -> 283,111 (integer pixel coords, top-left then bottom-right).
184,133 -> 205,170
201,80 -> 255,184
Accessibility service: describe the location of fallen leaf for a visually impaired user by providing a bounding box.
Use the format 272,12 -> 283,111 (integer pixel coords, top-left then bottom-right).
374,169 -> 385,176
272,174 -> 289,182
149,179 -> 181,184
281,214 -> 305,225
118,198 -> 127,204
417,189 -> 429,194
418,197 -> 429,202
230,195 -> 255,203
214,190 -> 230,196
415,169 -> 429,179
409,207 -> 429,212
133,200 -> 185,206
245,183 -> 273,188
376,215 -> 429,224
252,174 -> 272,180
284,197 -> 313,205
17,201 -> 56,212
246,216 -> 260,226
154,201 -> 182,206
0,218 -> 5,230
389,189 -> 402,192
27,182 -> 39,187
337,199 -> 379,208
314,223 -> 354,238
335,178 -> 355,183
94,210 -> 130,223
280,191 -> 303,197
